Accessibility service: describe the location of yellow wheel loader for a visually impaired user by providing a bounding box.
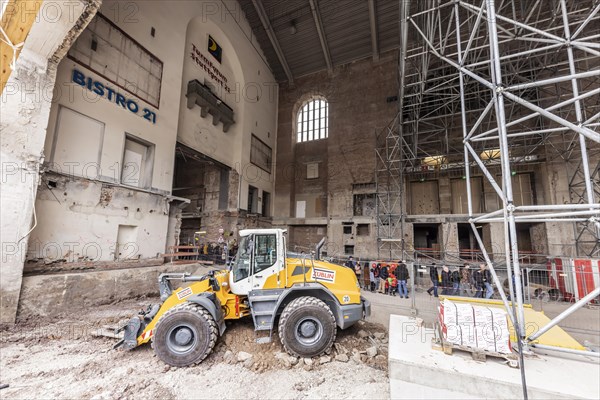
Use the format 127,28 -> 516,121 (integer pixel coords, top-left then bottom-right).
116,229 -> 371,367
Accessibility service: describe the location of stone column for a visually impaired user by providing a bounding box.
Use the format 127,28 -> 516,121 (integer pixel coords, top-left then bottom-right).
441,222 -> 459,258
0,0 -> 100,324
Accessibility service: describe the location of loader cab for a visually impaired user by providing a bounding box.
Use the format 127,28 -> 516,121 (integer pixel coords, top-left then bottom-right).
230,229 -> 287,295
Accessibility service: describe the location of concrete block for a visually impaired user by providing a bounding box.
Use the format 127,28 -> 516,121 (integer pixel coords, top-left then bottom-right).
389,315 -> 600,400
17,264 -> 205,318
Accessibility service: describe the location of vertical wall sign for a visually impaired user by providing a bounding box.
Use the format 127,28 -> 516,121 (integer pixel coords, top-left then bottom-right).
208,35 -> 222,63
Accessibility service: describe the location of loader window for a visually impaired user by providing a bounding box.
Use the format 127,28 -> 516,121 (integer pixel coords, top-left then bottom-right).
254,234 -> 277,274
233,236 -> 252,282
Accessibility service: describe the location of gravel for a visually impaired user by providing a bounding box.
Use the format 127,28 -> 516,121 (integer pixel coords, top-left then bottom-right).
0,298 -> 390,399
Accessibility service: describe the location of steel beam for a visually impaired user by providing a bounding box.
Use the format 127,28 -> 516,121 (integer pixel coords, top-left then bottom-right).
368,0 -> 380,62
532,344 -> 600,358
308,0 -> 333,73
251,0 -> 294,84
528,286 -> 600,342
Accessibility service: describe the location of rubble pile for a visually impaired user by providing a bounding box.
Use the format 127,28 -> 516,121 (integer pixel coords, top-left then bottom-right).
214,320 -> 389,373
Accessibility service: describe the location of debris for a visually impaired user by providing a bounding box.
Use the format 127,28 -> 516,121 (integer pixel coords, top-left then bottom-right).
357,330 -> 369,338
334,342 -> 349,354
293,382 -> 307,391
237,351 -> 253,363
319,355 -> 331,364
91,327 -> 124,339
274,351 -> 298,366
223,350 -> 235,364
366,346 -> 378,358
242,358 -> 254,369
1,297 -> 391,399
373,332 -> 385,340
375,355 -> 387,362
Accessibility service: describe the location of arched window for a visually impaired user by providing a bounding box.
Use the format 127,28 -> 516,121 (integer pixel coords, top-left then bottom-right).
297,98 -> 328,142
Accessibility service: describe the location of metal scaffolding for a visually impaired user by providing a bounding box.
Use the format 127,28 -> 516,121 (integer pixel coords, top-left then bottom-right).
375,0 -> 600,392
375,114 -> 405,260
375,0 -> 412,262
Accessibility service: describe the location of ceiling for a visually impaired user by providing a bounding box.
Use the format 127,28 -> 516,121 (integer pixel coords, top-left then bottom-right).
237,0 -> 400,83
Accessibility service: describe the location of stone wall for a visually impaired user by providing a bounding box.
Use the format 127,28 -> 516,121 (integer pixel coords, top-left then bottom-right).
274,51 -> 399,258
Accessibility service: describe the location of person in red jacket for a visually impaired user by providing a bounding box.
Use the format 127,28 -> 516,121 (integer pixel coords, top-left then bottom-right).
388,274 -> 398,296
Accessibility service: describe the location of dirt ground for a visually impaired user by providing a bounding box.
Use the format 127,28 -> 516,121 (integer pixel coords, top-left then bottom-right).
0,298 -> 390,399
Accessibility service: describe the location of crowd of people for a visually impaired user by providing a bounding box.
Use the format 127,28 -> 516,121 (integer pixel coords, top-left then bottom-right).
343,257 -> 496,299
426,262 -> 495,299
344,257 -> 411,299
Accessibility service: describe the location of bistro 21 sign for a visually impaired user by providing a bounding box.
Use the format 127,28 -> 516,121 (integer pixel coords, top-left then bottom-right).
71,69 -> 158,124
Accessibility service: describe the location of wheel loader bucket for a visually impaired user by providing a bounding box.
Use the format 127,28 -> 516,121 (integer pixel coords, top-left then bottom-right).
122,316 -> 142,350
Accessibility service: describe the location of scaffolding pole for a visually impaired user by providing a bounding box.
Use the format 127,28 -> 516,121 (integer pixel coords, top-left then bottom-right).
393,0 -> 600,385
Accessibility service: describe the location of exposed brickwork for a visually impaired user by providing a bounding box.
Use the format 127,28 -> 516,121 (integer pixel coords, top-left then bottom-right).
274,52 -> 400,256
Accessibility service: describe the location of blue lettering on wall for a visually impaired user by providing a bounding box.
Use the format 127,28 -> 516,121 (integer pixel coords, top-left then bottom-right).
71,69 -> 157,124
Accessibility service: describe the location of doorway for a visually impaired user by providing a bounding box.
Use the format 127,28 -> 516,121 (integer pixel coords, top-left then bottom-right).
458,223 -> 483,260
116,225 -> 138,260
413,223 -> 440,257
172,143 -> 229,245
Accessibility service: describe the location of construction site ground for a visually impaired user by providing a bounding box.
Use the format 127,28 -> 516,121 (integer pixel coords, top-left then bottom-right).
0,297 -> 389,400
1,263 -> 598,399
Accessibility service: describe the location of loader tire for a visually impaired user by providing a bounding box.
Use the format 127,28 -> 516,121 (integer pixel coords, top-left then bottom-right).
153,303 -> 218,367
278,296 -> 336,358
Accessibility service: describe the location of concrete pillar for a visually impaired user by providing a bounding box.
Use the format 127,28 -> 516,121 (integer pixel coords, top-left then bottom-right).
542,161 -> 572,206
438,177 -> 451,214
442,222 -> 459,258
546,221 -> 577,258
0,0 -> 100,324
530,223 -> 549,255
484,223 -> 505,261
403,222 -> 414,254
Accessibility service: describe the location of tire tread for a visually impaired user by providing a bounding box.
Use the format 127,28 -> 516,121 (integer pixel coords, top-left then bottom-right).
153,302 -> 218,366
277,296 -> 336,358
